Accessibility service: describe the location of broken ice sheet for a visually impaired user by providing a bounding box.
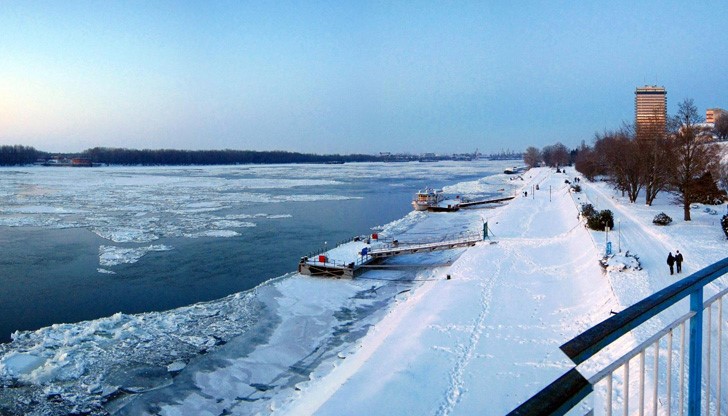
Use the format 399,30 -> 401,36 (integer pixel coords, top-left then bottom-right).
99,245 -> 173,267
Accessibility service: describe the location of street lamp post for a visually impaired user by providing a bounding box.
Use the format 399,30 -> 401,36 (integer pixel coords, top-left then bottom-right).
618,219 -> 621,252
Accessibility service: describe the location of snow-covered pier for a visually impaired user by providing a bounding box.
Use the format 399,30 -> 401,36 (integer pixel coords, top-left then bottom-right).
297,253 -> 380,278
297,236 -> 376,278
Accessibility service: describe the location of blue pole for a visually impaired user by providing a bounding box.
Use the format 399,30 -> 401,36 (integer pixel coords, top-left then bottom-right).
688,289 -> 703,416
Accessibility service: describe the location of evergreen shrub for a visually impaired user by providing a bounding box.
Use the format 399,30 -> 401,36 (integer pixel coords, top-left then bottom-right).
586,209 -> 614,231
581,203 -> 614,231
581,203 -> 596,219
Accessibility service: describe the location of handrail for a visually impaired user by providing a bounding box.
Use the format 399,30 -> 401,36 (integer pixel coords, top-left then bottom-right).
506,369 -> 592,416
561,257 -> 728,364
509,256 -> 728,415
586,310 -> 694,384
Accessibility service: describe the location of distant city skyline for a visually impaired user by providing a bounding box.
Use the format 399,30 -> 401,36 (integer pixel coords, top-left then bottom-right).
1,1 -> 727,154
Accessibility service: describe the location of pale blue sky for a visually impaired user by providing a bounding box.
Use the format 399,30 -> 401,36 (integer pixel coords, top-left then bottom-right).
1,1 -> 726,154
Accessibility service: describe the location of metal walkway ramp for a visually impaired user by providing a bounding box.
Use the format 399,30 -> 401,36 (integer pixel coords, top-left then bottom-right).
367,232 -> 483,258
459,195 -> 515,208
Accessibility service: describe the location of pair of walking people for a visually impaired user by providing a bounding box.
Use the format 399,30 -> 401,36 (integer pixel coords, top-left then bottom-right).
667,250 -> 683,275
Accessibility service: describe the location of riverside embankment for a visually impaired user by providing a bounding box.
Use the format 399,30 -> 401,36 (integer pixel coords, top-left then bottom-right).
281,167 -> 622,415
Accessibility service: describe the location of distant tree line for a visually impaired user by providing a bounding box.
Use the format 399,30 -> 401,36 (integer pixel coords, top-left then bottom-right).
0,145 -> 44,166
574,98 -> 724,221
488,149 -> 523,160
80,147 -> 380,165
522,142 -> 573,169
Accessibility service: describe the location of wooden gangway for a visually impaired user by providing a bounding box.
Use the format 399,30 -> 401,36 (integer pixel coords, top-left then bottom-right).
367,231 -> 483,258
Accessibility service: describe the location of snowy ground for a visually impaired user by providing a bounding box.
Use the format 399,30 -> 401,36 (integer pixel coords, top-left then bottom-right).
278,168 -> 620,415
278,167 -> 727,415
1,164 -> 726,415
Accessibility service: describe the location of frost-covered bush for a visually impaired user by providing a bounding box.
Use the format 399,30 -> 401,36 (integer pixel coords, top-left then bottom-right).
653,212 -> 673,226
600,251 -> 642,272
586,209 -> 614,231
722,215 -> 728,240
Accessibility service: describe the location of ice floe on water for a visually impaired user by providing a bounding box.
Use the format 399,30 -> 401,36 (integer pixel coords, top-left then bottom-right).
280,194 -> 361,202
92,228 -> 160,244
0,291 -> 261,415
0,167 -> 349,248
371,210 -> 426,235
210,220 -> 256,229
3,205 -> 85,215
183,230 -> 241,238
442,173 -> 523,196
99,245 -> 173,267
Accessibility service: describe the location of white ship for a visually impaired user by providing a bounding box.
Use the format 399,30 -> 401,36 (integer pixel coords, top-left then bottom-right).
411,188 -> 444,211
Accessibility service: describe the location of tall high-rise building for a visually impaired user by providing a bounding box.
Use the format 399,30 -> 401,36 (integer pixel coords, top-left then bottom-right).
635,85 -> 667,139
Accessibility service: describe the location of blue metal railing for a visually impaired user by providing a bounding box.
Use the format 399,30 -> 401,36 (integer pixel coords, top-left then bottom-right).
509,256 -> 728,415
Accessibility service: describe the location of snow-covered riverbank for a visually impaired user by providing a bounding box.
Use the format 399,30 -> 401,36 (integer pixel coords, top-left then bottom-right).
280,166 -> 727,415
279,167 -> 615,414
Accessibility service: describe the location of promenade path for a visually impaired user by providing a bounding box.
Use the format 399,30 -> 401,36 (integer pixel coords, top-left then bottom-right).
282,167 -> 620,415
578,178 -> 727,307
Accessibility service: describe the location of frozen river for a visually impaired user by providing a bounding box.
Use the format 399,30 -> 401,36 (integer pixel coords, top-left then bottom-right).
0,160 -> 515,414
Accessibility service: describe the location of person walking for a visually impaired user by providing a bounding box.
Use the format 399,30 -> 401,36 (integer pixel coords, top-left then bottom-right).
675,250 -> 684,274
667,252 -> 675,275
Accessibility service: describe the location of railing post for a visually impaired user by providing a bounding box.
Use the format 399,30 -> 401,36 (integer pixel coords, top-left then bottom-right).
688,288 -> 703,416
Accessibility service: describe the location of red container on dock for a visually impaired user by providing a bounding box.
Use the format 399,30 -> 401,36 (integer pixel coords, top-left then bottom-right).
318,255 -> 327,263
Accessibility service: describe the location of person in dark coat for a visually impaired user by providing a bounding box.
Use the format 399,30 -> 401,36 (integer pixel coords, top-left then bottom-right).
667,252 -> 675,275
675,250 -> 684,273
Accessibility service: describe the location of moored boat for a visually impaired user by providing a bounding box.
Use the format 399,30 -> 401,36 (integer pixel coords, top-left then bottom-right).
412,188 -> 444,211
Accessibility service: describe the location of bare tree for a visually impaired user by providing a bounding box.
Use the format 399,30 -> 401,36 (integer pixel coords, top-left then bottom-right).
595,129 -> 642,202
551,142 -> 570,167
523,146 -> 541,168
720,161 -> 728,192
541,145 -> 554,167
715,113 -> 728,141
639,115 -> 675,206
671,98 -> 720,221
575,140 -> 603,180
